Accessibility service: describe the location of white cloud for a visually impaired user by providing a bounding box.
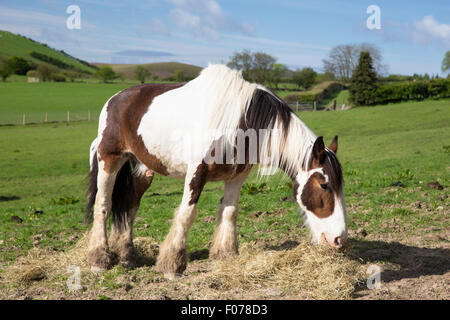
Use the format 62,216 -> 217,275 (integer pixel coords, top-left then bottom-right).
412,15 -> 450,47
164,0 -> 250,39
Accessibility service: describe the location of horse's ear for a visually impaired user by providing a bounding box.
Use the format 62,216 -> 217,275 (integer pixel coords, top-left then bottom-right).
329,135 -> 338,154
312,136 -> 325,163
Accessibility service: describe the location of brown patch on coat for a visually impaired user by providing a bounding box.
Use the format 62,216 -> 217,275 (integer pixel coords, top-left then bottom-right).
188,163 -> 208,205
301,172 -> 335,218
188,161 -> 251,206
97,83 -> 184,174
309,150 -> 343,194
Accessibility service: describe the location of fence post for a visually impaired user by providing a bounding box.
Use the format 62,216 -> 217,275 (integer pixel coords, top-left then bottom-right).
296,101 -> 299,112
45,112 -> 48,123
88,110 -> 91,122
313,101 -> 316,111
23,113 -> 26,125
67,111 -> 70,123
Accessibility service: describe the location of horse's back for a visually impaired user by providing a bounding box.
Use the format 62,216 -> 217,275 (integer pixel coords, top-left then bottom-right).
96,83 -> 185,176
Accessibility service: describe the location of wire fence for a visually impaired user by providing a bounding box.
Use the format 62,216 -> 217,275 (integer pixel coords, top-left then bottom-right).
0,111 -> 99,126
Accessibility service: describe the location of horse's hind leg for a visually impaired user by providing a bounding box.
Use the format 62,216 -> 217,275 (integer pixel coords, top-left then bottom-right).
87,156 -> 125,272
109,169 -> 154,268
156,165 -> 206,279
210,173 -> 248,260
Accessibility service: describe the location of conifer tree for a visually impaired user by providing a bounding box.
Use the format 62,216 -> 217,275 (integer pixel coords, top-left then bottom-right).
349,51 -> 378,106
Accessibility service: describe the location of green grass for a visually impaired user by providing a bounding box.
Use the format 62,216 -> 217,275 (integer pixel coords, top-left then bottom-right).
0,30 -> 95,73
0,98 -> 449,265
323,89 -> 350,108
0,80 -> 183,125
0,82 -> 136,124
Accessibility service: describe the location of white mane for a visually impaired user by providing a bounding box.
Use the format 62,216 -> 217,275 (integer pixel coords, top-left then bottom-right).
187,64 -> 258,144
190,64 -> 317,176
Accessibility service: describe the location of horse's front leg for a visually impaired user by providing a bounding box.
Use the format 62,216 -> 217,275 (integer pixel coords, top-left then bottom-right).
156,165 -> 206,279
210,173 -> 248,260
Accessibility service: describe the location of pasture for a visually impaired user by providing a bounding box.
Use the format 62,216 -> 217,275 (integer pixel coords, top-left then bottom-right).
0,95 -> 449,299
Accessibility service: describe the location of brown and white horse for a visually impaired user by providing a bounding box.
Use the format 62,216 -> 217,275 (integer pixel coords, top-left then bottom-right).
85,64 -> 347,279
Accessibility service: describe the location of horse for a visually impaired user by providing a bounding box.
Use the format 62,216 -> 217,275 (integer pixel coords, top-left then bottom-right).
85,64 -> 347,279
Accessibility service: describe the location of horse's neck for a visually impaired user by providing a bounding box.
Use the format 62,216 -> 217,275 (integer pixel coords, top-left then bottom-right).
269,115 -> 315,179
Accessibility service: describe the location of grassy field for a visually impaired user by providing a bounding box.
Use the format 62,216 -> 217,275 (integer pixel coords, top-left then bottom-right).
0,98 -> 449,299
0,82 -> 138,124
0,30 -> 95,73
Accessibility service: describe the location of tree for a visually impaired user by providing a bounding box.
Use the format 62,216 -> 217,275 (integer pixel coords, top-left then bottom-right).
65,70 -> 80,82
268,63 -> 287,89
349,52 -> 378,106
227,50 -> 254,81
292,67 -> 317,90
252,52 -> 276,84
0,58 -> 12,82
8,56 -> 30,75
117,72 -> 126,83
96,66 -> 117,83
175,69 -> 185,82
227,50 -> 277,84
37,63 -> 57,82
152,75 -> 159,81
323,43 -> 387,82
134,65 -> 150,84
442,51 -> 450,73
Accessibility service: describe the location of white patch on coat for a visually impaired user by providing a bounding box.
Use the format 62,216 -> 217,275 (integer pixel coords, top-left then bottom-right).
89,137 -> 98,171
137,64 -> 258,178
97,91 -> 122,144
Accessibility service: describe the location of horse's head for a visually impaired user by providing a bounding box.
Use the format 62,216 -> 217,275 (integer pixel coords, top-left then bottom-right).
295,136 -> 347,249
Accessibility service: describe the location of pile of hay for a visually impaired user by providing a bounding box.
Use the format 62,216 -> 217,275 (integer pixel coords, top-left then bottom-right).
1,234 -> 364,300
208,241 -> 365,299
0,232 -> 159,284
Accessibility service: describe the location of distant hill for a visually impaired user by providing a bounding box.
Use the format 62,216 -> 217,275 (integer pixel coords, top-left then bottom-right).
94,62 -> 202,80
0,30 -> 97,73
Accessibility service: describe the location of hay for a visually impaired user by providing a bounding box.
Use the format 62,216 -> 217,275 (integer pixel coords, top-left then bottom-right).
2,232 -> 91,284
1,234 -> 364,299
208,241 -> 365,299
1,233 -> 160,284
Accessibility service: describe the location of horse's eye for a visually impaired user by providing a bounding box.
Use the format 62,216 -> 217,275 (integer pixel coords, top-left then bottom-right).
320,183 -> 328,190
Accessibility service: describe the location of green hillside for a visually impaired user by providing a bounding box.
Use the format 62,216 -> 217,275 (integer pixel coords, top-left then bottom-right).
0,30 -> 96,73
95,61 -> 202,79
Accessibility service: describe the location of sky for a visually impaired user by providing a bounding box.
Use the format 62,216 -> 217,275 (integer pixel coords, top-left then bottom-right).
0,0 -> 449,75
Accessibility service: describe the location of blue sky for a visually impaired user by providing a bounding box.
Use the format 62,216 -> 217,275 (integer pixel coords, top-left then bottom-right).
0,0 -> 449,75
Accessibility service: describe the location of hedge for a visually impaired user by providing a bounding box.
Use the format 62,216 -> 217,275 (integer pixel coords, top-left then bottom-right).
30,51 -> 72,70
370,79 -> 450,105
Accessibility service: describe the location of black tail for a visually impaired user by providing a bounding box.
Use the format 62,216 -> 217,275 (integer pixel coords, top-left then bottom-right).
111,158 -> 136,230
84,152 -> 136,231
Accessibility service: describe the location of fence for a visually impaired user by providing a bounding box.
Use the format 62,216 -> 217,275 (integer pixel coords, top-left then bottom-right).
0,111 -> 99,126
287,100 -> 347,112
